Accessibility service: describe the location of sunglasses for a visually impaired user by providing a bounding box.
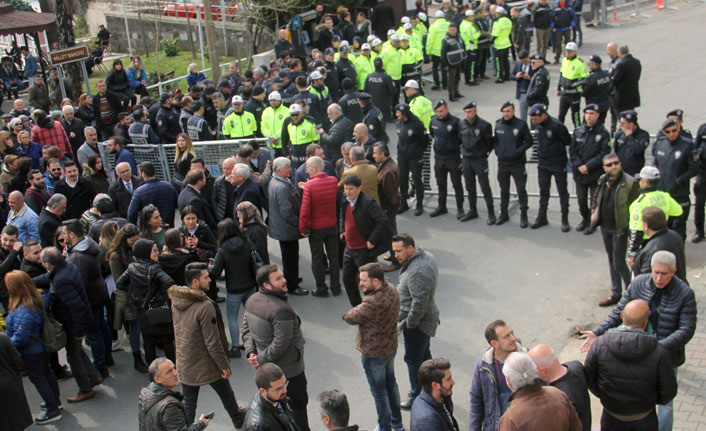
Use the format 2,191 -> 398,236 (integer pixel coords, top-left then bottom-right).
603,161 -> 620,167
664,128 -> 679,134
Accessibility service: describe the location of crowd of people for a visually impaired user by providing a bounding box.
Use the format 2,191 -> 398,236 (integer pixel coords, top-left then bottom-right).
0,0 -> 703,430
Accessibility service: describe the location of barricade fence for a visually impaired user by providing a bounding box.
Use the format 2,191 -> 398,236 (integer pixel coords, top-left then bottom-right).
98,134 -> 656,204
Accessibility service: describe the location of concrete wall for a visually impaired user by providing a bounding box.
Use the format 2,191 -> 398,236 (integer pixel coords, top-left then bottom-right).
104,11 -> 274,58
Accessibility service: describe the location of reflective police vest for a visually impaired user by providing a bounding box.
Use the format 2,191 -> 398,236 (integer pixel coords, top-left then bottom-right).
381,45 -> 402,80
179,110 -> 192,133
409,94 -> 433,131
628,189 -> 684,232
559,56 -> 588,95
354,54 -> 375,90
222,110 -> 257,139
260,104 -> 289,148
426,18 -> 449,57
491,16 -> 513,50
308,85 -> 331,109
459,19 -> 479,51
400,47 -> 423,80
286,119 -> 318,147
443,35 -> 467,66
128,122 -> 151,145
187,115 -> 207,141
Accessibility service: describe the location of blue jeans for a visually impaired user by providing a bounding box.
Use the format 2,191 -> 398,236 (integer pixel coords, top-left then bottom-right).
226,288 -> 255,347
403,326 -> 432,400
602,408 -> 657,431
658,367 -> 678,431
361,353 -> 402,431
86,302 -> 113,368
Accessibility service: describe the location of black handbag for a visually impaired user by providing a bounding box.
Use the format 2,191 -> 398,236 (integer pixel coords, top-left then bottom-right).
245,237 -> 264,275
142,267 -> 173,325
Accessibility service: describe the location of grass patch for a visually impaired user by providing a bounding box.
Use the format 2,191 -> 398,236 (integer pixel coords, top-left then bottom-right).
89,51 -> 244,94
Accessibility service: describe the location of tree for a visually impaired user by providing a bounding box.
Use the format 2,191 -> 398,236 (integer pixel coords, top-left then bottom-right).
47,0 -> 84,100
9,0 -> 34,12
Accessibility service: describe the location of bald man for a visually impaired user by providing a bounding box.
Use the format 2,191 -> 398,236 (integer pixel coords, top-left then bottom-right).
7,190 -> 40,242
606,42 -> 620,135
584,299 -> 677,431
529,344 -> 591,430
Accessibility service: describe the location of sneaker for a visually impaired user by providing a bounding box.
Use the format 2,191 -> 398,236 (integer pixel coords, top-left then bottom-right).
111,341 -> 123,352
228,347 -> 242,358
40,402 -> 63,411
35,410 -> 62,424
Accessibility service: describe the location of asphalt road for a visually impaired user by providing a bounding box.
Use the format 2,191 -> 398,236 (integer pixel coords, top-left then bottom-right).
20,1 -> 706,429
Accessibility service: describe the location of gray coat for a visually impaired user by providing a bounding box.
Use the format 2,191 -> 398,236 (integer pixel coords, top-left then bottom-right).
267,173 -> 301,242
397,249 -> 440,337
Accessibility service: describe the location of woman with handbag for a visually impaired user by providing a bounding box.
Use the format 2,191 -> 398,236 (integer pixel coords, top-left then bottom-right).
236,201 -> 270,265
159,228 -> 198,286
116,238 -> 176,364
108,223 -> 148,373
208,219 -> 257,358
5,270 -> 62,424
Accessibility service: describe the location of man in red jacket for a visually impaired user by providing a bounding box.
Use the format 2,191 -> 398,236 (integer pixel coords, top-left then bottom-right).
299,156 -> 341,297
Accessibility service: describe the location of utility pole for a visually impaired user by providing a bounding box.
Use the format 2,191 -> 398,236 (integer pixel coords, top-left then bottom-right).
201,0 -> 220,83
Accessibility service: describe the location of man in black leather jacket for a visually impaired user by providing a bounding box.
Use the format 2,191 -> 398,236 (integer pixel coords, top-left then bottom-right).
242,363 -> 300,431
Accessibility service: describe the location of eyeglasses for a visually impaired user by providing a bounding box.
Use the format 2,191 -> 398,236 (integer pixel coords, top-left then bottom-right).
603,161 -> 620,167
664,128 -> 679,134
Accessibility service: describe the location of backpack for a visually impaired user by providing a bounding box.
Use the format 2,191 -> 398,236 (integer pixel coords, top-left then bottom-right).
35,303 -> 67,353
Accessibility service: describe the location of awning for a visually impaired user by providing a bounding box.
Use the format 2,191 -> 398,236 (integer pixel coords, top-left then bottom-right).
0,2 -> 57,36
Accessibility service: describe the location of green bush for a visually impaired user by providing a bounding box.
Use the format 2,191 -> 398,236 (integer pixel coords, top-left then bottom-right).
161,37 -> 180,57
74,15 -> 89,39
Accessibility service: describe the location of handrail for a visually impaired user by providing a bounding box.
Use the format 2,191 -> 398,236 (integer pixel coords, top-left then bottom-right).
145,61 -> 236,93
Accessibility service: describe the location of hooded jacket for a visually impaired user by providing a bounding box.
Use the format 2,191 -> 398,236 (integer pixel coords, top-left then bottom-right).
138,381 -> 206,431
584,326 -> 677,416
168,285 -> 230,386
67,236 -> 107,307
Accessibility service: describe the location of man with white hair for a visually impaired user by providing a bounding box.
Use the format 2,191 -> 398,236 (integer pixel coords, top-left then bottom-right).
528,344 -> 591,431
232,162 -> 263,215
76,126 -> 100,167
61,104 -> 87,156
499,352 -> 581,430
581,250 -> 696,431
6,190 -> 40,242
318,103 -> 354,163
212,157 -> 236,221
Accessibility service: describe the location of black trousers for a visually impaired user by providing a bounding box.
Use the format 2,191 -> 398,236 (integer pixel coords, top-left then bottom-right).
399,158 -> 424,208
495,48 -> 510,81
23,353 -> 61,414
463,157 -> 494,213
434,158 -> 464,209
288,372 -> 310,431
476,48 -> 490,78
575,182 -> 597,221
65,332 -> 100,394
601,227 -> 631,299
447,66 -> 461,99
183,378 -> 242,427
464,51 -> 476,83
669,195 -> 691,241
694,175 -> 706,234
384,206 -> 400,264
342,247 -> 375,307
537,166 -> 569,214
279,240 -> 300,290
308,225 -> 340,293
608,94 -> 619,136
143,333 -> 175,365
431,55 -> 447,88
559,94 -> 581,128
497,163 -> 528,213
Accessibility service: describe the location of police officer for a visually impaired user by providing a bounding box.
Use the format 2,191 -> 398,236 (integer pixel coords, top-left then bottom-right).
292,75 -> 325,128
557,42 -> 587,128
358,92 -> 388,144
128,106 -> 161,145
473,8 -> 492,81
381,34 -> 402,107
691,122 -> 706,243
570,103 -> 611,234
526,55 -> 550,108
528,103 -> 572,232
364,58 -> 396,123
662,109 -> 693,141
429,100 -> 465,218
260,91 -> 288,157
338,78 -> 363,125
354,43 -> 375,91
440,23 -> 467,101
491,7 -> 513,83
396,103 -> 430,216
494,101 -> 533,227
336,44 -> 357,89
652,117 -> 698,240
612,110 -> 649,176
459,101 -> 495,224
399,34 -> 423,94
281,103 -> 319,169
582,54 -> 611,124
459,10 -> 480,87
403,80 -> 433,131
244,85 -> 267,136
222,95 -> 257,140
427,10 -> 450,91
308,70 -> 331,116
323,48 -> 341,101
156,92 -> 181,144
212,92 -> 230,140
627,166 -> 683,261
186,101 -> 212,142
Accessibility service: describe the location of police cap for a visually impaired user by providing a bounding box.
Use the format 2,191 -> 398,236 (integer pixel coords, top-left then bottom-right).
620,110 -> 638,123
528,103 -> 547,117
463,101 -> 477,110
583,103 -> 600,113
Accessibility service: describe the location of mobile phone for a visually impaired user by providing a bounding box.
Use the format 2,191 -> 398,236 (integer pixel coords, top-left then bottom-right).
204,411 -> 215,420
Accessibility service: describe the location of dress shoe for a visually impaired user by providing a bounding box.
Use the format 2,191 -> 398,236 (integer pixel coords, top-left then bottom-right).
400,398 -> 414,410
480,75 -> 490,79
583,226 -> 596,235
456,208 -> 465,219
431,85 -> 440,91
495,213 -> 510,225
228,347 -> 242,358
460,211 -> 479,222
311,289 -> 330,297
414,207 -> 424,216
430,207 -> 447,217
561,221 -> 571,232
575,220 -> 588,232
455,93 -> 464,98
692,232 -> 704,243
466,81 -> 479,86
599,295 -> 620,307
98,366 -> 110,378
215,296 -> 226,303
288,288 -> 309,296
67,391 -> 96,403
495,79 -> 504,83
331,287 -> 341,297
56,365 -> 73,380
105,356 -> 115,366
530,217 -> 548,229
520,215 -> 529,229
487,214 -> 497,225
397,204 -> 410,214
384,263 -> 401,272
133,352 -> 148,373
90,376 -> 103,387
449,96 -> 457,102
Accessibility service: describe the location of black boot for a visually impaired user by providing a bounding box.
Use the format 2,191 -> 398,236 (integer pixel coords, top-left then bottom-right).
460,209 -> 479,222
495,211 -> 510,225
133,352 -> 148,374
692,230 -> 704,243
561,212 -> 571,232
487,205 -> 496,225
520,210 -> 529,229
530,212 -> 549,229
